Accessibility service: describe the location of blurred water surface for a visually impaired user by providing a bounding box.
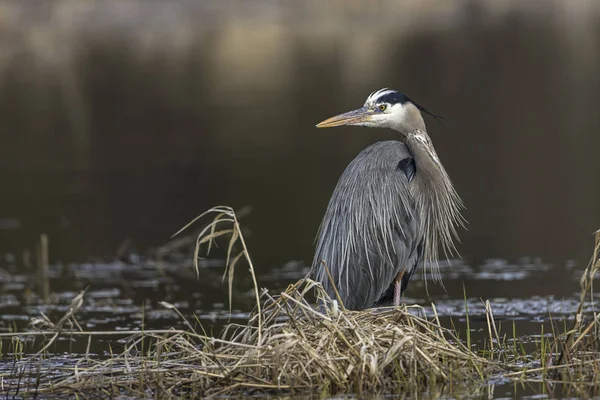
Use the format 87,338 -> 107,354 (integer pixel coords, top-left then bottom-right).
1,0 -> 600,328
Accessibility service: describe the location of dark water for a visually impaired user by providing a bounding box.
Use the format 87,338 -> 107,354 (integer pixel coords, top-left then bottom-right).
1,1 -> 600,398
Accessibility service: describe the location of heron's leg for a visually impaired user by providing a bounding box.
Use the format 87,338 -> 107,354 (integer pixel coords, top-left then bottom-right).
393,269 -> 406,307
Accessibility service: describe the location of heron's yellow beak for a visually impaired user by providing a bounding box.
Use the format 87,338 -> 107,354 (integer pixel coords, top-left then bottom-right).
316,107 -> 372,128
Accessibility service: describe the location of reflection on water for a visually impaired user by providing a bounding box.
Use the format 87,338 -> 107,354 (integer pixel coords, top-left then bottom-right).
1,252 -> 595,335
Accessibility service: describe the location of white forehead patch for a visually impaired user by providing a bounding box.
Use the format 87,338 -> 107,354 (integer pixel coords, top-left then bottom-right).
364,88 -> 396,107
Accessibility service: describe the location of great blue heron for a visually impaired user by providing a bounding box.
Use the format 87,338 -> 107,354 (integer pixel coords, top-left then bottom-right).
312,88 -> 465,311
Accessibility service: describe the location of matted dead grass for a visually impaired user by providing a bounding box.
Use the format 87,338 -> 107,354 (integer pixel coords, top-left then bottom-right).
2,277 -> 492,397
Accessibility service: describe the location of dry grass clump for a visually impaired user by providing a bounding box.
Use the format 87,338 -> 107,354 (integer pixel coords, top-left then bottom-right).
0,206 -> 493,397
3,279 -> 492,397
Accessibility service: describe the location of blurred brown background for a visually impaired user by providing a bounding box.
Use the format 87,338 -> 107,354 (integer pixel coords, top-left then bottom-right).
0,0 -> 599,276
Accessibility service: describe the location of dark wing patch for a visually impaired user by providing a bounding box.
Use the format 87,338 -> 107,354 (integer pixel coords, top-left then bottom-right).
396,157 -> 416,182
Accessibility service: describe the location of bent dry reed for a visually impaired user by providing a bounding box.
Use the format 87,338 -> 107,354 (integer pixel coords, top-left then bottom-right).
0,206 -> 598,397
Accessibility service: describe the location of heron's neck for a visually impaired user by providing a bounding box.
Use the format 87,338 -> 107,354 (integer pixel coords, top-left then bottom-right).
405,129 -> 465,281
405,131 -> 442,180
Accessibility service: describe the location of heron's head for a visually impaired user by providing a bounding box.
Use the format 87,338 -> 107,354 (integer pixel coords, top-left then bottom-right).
316,88 -> 436,134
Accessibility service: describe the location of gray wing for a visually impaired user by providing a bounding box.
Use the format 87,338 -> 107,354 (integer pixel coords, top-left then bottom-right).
312,141 -> 423,310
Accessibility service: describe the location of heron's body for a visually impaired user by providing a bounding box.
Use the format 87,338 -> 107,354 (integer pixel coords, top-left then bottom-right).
314,141 -> 423,310
312,89 -> 464,311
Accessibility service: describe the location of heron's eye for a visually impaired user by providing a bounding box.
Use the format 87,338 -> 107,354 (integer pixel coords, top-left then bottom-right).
378,104 -> 387,112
